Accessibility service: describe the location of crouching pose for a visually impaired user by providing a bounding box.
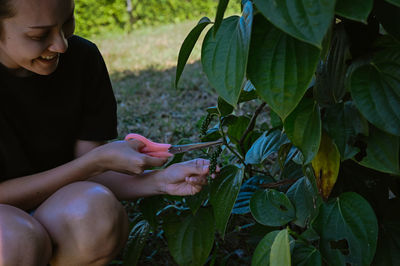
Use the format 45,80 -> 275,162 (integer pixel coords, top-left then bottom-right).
0,0 -> 212,265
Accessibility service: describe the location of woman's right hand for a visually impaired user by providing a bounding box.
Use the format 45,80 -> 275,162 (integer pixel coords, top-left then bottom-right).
90,140 -> 168,175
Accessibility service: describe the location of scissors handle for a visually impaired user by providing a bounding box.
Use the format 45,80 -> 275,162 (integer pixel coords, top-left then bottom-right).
124,133 -> 173,158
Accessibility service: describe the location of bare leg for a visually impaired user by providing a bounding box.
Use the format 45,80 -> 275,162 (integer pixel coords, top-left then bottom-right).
0,204 -> 52,266
33,181 -> 129,266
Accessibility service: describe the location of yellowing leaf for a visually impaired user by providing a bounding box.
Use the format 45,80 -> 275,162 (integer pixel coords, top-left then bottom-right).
311,132 -> 340,200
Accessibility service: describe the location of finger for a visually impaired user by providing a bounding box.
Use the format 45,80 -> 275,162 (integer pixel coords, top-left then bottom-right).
143,155 -> 168,167
190,185 -> 203,195
185,176 -> 208,185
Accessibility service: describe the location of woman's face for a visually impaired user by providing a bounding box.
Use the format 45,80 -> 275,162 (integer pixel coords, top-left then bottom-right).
0,0 -> 75,76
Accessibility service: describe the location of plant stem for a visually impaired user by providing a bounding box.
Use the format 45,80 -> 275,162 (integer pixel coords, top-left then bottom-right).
239,101 -> 266,154
218,117 -> 246,166
261,178 -> 299,188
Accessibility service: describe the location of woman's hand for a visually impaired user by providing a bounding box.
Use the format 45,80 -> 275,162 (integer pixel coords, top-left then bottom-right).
157,159 -> 219,196
90,140 -> 168,175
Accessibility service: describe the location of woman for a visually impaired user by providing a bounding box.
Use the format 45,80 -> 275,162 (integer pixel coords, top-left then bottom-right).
0,0 -> 213,265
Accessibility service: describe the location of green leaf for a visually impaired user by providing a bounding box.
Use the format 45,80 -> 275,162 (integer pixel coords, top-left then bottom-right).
138,195 -> 164,229
123,220 -> 150,266
386,0 -> 400,7
253,0 -> 335,48
247,15 -> 320,120
202,1 -> 253,106
252,230 -> 280,266
227,115 -> 250,144
218,97 -> 234,116
164,208 -> 215,266
360,125 -> 400,175
335,0 -> 373,23
324,102 -> 368,160
312,192 -> 379,266
185,185 -> 210,215
292,242 -> 322,266
250,189 -> 296,226
245,130 -> 289,164
270,229 -> 291,266
314,24 -> 350,107
350,55 -> 400,136
210,165 -> 244,237
284,97 -> 321,164
286,177 -> 322,228
175,17 -> 211,88
214,0 -> 230,37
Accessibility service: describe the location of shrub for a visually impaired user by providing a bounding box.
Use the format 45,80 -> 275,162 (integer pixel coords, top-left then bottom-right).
124,0 -> 400,265
74,0 -> 240,37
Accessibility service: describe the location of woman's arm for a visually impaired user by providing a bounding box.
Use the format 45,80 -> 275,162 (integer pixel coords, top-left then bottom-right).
0,140 -> 166,210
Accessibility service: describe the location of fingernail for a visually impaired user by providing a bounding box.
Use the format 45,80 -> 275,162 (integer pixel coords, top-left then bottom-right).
203,165 -> 209,171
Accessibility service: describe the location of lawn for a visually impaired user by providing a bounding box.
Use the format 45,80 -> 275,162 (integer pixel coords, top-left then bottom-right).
92,20 -> 217,144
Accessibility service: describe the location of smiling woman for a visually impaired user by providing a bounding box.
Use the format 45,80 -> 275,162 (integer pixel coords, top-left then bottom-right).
0,0 -> 214,265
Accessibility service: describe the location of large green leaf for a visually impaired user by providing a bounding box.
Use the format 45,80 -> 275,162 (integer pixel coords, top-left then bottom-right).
284,97 -> 321,164
312,192 -> 378,266
253,0 -> 335,48
247,15 -> 320,120
314,24 -> 350,107
175,17 -> 211,88
164,208 -> 215,266
292,242 -> 322,266
250,189 -> 296,227
245,130 -> 289,164
324,102 -> 369,160
123,220 -> 150,266
252,230 -> 280,266
360,125 -> 400,175
270,229 -> 291,266
350,49 -> 400,136
335,0 -> 373,23
227,115 -> 251,144
286,177 -> 322,228
210,165 -> 244,237
201,1 -> 253,106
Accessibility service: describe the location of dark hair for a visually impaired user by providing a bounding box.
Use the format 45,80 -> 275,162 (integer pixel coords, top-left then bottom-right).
0,0 -> 16,38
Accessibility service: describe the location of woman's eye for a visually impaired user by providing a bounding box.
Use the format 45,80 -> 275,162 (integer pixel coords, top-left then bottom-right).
30,34 -> 48,41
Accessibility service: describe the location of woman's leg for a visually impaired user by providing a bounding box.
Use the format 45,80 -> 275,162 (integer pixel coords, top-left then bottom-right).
0,204 -> 52,266
33,181 -> 129,266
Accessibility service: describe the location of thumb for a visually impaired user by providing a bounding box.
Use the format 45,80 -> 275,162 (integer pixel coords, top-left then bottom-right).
126,139 -> 145,151
144,154 -> 168,167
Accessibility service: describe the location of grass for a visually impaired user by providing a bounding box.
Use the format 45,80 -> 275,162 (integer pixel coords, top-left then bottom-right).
92,20 -> 217,144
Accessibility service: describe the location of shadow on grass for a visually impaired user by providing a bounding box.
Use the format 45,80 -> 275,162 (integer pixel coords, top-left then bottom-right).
110,60 -> 217,144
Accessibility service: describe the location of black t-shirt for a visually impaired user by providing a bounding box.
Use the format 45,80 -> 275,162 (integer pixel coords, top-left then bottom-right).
0,35 -> 118,181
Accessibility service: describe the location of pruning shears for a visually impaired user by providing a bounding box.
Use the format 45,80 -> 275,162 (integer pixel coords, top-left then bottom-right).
124,133 -> 223,158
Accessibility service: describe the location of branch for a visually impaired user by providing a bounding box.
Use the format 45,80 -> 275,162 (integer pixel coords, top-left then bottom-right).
239,102 -> 267,154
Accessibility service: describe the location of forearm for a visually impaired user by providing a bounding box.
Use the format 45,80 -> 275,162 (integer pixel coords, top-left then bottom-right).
89,170 -> 166,200
0,151 -> 102,210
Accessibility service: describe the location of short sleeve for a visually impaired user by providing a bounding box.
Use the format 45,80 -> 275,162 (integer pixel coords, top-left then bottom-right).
77,42 -> 118,141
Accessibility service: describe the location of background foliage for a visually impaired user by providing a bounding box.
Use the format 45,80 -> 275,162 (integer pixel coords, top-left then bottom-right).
75,0 -> 240,37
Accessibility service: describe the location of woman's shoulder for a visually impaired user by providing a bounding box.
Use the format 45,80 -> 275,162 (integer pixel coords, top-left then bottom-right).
65,35 -> 102,60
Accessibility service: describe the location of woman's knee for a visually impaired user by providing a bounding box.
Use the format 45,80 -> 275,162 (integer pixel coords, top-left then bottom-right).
0,204 -> 52,266
33,182 -> 128,262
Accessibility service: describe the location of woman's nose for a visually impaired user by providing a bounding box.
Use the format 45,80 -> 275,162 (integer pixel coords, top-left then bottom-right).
48,31 -> 68,53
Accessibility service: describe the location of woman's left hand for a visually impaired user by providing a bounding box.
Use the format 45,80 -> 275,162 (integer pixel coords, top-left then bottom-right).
158,159 -> 219,196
